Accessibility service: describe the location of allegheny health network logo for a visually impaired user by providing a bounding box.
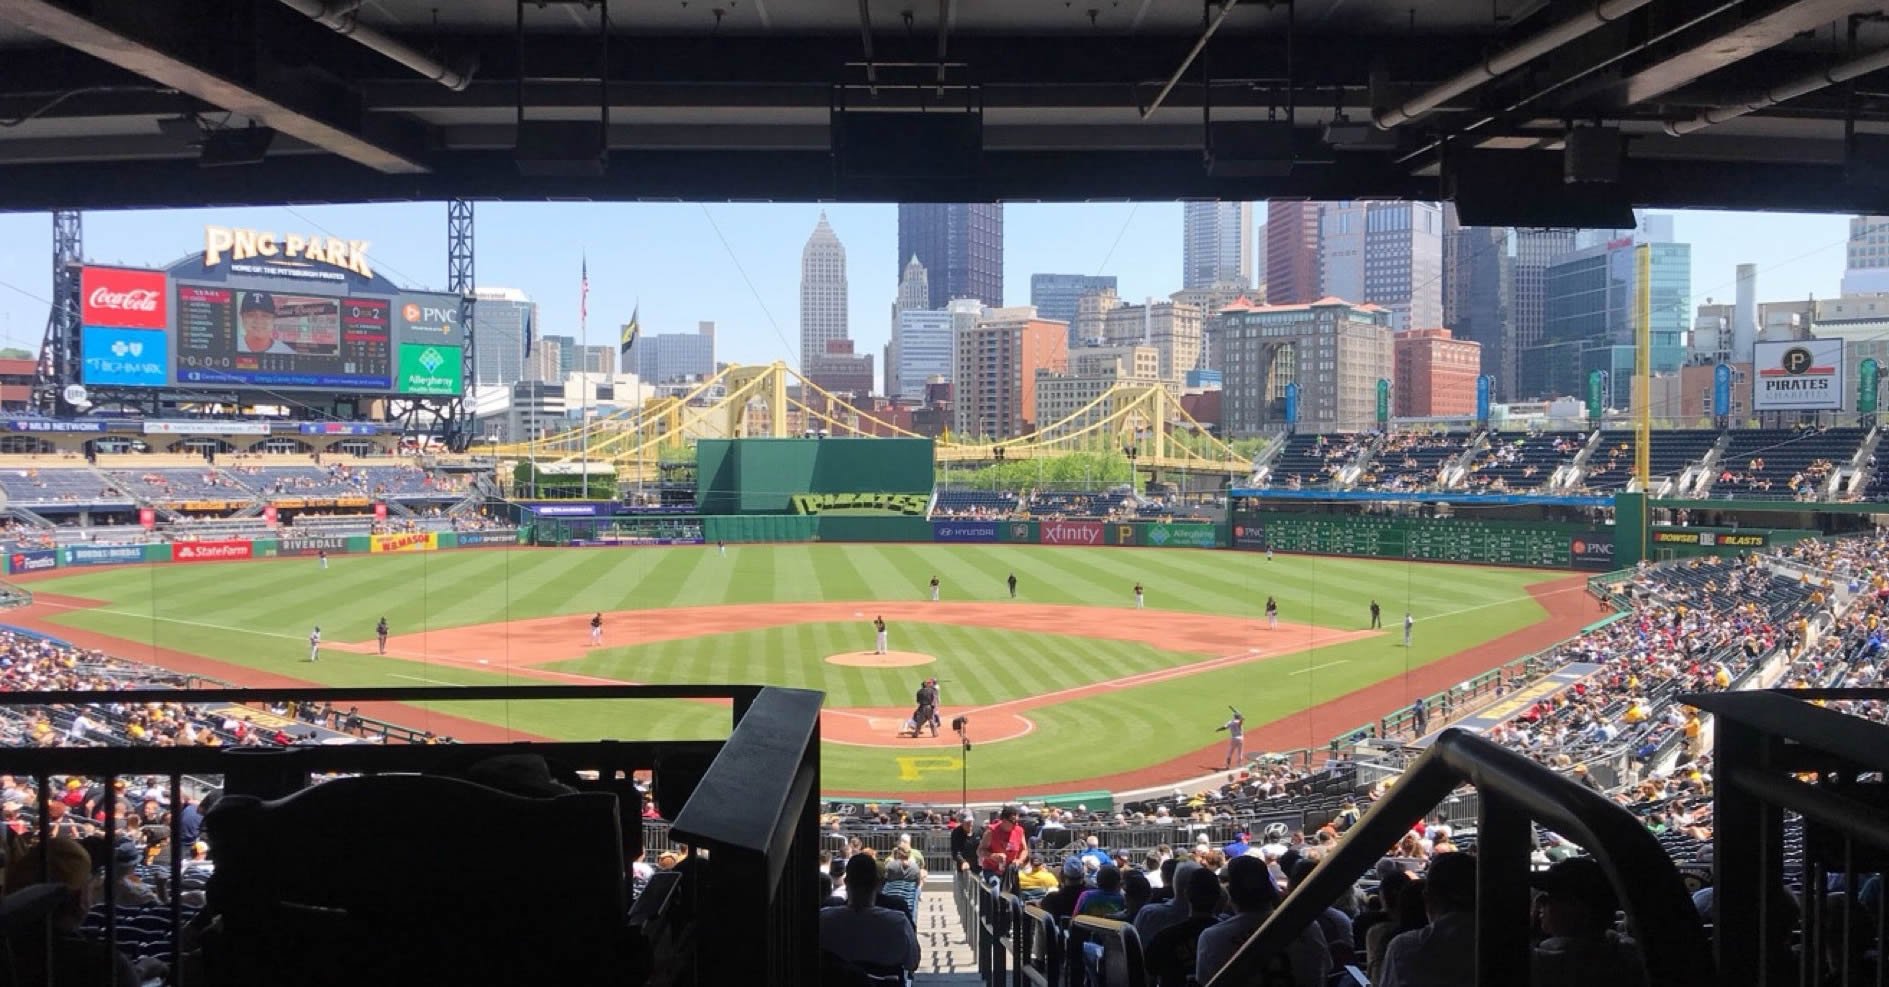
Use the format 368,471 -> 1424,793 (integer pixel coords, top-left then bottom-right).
1148,526 -> 1170,546
418,347 -> 444,373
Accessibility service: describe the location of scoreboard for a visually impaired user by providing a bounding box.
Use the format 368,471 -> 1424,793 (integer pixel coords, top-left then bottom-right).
1229,507 -> 1611,570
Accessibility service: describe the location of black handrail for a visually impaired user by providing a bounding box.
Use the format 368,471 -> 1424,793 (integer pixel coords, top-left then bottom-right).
1206,727 -> 1713,987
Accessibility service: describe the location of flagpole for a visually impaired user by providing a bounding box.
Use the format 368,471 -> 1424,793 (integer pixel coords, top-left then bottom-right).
580,252 -> 590,498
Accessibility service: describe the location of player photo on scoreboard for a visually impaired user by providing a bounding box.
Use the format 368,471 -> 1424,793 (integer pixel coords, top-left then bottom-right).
236,291 -> 341,356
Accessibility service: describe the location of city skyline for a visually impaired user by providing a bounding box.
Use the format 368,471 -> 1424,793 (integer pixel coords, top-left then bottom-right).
0,204 -> 1863,394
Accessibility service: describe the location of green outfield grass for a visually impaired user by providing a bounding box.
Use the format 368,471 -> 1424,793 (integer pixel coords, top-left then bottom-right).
21,544 -> 1566,793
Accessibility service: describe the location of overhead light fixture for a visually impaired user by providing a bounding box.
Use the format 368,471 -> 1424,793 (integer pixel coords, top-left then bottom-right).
198,126 -> 276,168
1563,126 -> 1622,184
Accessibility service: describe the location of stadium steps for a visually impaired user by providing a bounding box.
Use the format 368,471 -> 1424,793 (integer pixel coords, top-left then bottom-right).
918,886 -> 976,977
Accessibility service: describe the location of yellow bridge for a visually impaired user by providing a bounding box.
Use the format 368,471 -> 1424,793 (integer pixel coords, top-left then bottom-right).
489,362 -> 1251,482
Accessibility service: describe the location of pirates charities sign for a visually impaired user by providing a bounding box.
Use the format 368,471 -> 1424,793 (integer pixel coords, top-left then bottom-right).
203,226 -> 373,278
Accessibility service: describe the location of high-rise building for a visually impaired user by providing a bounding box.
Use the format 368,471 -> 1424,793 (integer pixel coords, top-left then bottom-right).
898,203 -> 1003,310
1182,201 -> 1253,290
952,311 -> 1068,438
539,335 -> 615,381
1219,297 -> 1393,435
1528,224 -> 1689,406
1265,201 -> 1322,304
1363,202 -> 1445,332
891,308 -> 953,403
799,212 -> 848,370
1841,216 -> 1889,295
1254,223 -> 1268,298
1318,202 -> 1366,305
471,287 -> 534,387
1171,286 -> 1249,372
1030,274 -> 1118,337
887,257 -> 931,399
1393,328 -> 1482,418
805,339 -> 874,398
1445,226 -> 1515,397
528,337 -> 563,385
1512,228 -> 1580,390
1035,344 -> 1162,431
1072,289 -> 1122,346
1100,299 -> 1204,388
633,321 -> 716,385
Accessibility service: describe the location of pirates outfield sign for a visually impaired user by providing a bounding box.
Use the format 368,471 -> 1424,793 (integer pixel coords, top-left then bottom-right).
203,226 -> 372,278
1753,339 -> 1843,411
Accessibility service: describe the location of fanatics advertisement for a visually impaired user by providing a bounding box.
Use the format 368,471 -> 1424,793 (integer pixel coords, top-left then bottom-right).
7,550 -> 56,573
931,520 -> 1001,543
1753,339 -> 1844,411
173,540 -> 253,563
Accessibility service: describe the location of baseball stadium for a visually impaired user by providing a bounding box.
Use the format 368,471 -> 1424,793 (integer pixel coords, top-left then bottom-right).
0,217 -> 1881,987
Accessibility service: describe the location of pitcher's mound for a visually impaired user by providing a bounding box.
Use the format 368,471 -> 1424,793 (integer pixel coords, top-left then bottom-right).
826,650 -> 936,668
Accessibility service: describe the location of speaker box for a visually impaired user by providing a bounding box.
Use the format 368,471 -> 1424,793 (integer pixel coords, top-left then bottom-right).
833,111 -> 981,179
1206,121 -> 1295,177
516,121 -> 608,177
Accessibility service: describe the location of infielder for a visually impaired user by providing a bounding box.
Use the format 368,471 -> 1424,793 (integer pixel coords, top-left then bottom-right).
873,615 -> 889,655
589,612 -> 603,647
1133,582 -> 1144,609
1265,596 -> 1278,630
930,576 -> 941,602
308,626 -> 321,662
1216,710 -> 1245,769
375,617 -> 389,655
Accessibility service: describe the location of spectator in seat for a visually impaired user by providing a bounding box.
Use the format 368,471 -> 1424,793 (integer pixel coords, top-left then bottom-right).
819,853 -> 919,976
1121,869 -> 1153,923
1197,855 -> 1330,987
1041,856 -> 1089,920
1072,865 -> 1126,919
3,835 -> 157,986
1531,858 -> 1648,987
1378,852 -> 1478,987
1016,857 -> 1059,900
1144,865 -> 1224,987
1135,859 -> 1203,943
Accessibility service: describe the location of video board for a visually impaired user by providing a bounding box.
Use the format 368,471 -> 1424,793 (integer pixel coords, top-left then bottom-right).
174,285 -> 393,390
74,237 -> 467,397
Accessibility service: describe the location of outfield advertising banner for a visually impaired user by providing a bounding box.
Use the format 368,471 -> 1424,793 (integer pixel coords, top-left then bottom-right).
1569,533 -> 1617,570
1038,520 -> 1103,546
932,520 -> 1001,543
62,544 -> 149,566
370,531 -> 438,553
173,540 -> 253,563
1230,523 -> 1269,550
7,550 -> 56,574
279,534 -> 351,557
1144,523 -> 1219,549
453,530 -> 522,547
1753,339 -> 1843,411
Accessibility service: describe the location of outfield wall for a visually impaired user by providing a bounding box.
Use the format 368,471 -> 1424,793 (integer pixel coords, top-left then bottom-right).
5,529 -> 530,575
1226,511 -> 1617,570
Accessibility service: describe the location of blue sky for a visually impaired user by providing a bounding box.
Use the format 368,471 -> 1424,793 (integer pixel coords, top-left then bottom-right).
0,203 -> 1858,372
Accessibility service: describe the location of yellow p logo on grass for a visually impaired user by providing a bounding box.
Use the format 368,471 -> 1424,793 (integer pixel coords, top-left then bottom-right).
896,755 -> 960,781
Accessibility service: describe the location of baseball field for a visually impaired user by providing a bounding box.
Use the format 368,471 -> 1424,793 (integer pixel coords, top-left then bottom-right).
5,543 -> 1595,799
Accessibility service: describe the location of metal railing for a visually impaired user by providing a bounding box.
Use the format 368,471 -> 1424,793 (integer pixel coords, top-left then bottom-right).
1208,728 -> 1714,987
1688,688 -> 1889,987
0,682 -> 825,987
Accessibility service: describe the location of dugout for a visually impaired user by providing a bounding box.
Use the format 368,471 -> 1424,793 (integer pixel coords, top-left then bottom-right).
695,438 -> 934,515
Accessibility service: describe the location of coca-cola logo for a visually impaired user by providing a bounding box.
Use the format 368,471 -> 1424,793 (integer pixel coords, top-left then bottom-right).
89,287 -> 159,312
80,267 -> 167,329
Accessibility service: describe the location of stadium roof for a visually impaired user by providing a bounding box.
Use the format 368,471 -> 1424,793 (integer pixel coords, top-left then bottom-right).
1,0 -> 1889,215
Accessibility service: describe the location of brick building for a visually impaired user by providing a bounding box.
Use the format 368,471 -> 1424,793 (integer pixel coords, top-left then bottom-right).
1393,327 -> 1482,418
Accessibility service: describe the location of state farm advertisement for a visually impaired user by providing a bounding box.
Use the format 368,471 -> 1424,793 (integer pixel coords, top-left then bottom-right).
1038,520 -> 1103,546
173,540 -> 253,563
80,267 -> 167,330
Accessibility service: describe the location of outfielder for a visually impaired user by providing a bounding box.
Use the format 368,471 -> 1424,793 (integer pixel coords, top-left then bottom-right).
1133,582 -> 1144,609
375,616 -> 389,655
308,626 -> 321,662
930,576 -> 941,602
1265,596 -> 1278,630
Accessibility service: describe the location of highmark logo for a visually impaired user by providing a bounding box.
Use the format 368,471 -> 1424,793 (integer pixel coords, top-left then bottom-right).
109,339 -> 144,359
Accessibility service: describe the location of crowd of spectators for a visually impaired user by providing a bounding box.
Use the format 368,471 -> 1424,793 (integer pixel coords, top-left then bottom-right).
1355,432 -> 1472,493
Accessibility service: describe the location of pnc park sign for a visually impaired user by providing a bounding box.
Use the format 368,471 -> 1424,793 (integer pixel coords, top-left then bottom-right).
203,225 -> 373,278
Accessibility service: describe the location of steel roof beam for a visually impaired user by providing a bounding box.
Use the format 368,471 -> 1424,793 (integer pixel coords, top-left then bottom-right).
0,0 -> 433,174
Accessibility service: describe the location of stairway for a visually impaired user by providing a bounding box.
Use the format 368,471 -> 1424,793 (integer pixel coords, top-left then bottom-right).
914,883 -> 978,983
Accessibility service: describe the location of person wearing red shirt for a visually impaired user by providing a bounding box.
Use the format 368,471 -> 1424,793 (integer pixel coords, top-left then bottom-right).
980,805 -> 1029,884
